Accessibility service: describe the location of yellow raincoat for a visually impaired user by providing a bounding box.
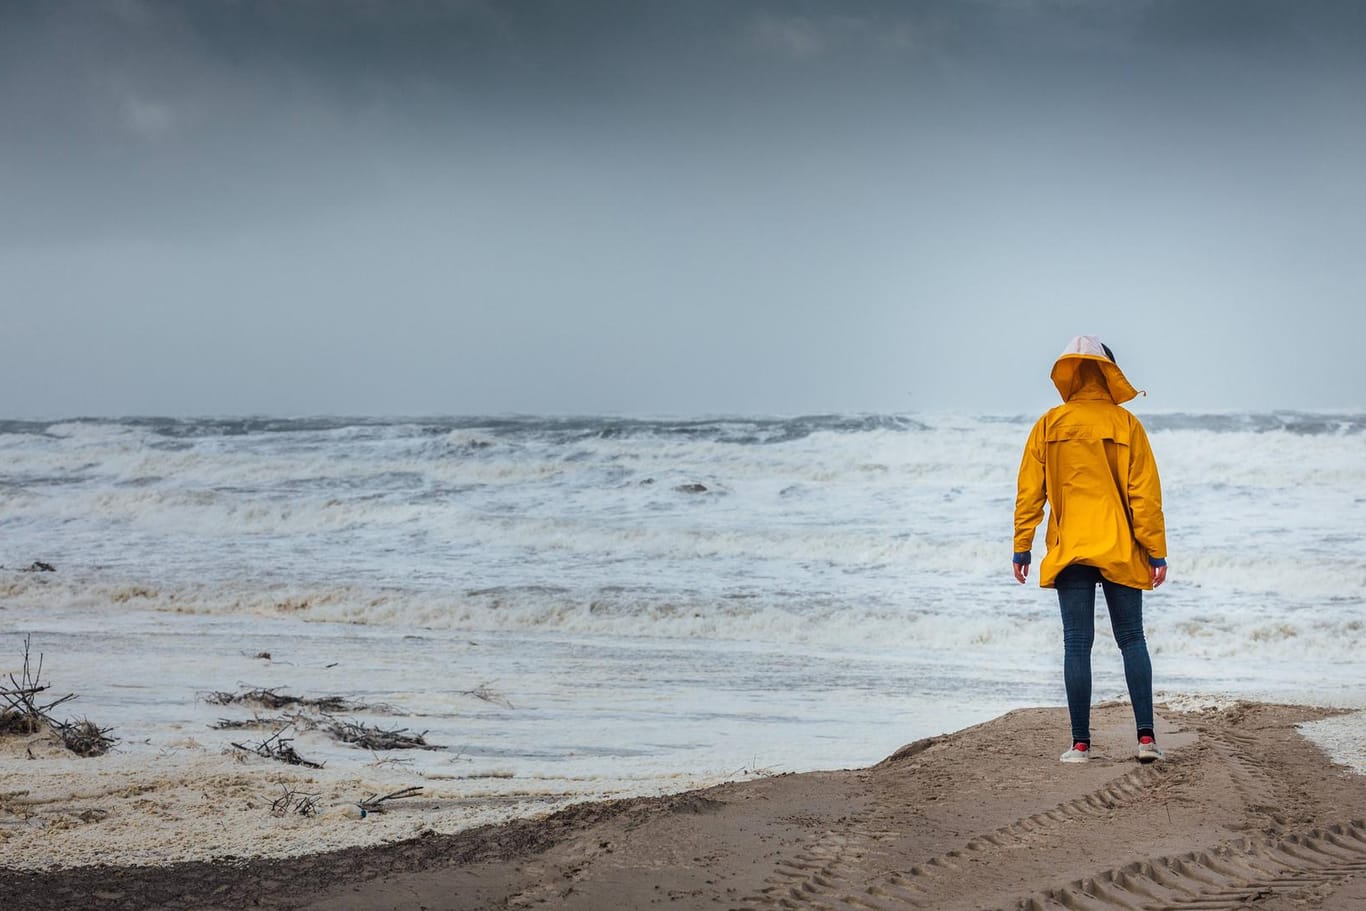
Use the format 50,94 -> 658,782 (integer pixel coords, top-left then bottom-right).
1014,343 -> 1167,590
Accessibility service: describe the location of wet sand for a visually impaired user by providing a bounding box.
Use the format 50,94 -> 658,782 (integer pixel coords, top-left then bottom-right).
3,700 -> 1365,910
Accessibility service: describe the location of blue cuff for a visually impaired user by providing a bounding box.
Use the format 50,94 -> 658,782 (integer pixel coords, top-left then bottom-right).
1149,557 -> 1167,568
1013,551 -> 1031,565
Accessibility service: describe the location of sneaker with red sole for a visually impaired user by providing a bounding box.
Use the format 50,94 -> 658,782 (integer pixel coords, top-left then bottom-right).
1059,742 -> 1090,763
1137,736 -> 1165,763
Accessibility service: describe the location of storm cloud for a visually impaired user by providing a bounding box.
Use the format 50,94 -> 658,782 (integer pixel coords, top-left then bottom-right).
3,1 -> 1365,416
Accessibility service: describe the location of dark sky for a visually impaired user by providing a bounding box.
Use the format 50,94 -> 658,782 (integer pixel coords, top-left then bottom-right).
3,1 -> 1365,417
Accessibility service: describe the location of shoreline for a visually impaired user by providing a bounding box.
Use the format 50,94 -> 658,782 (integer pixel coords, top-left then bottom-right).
4,700 -> 1365,910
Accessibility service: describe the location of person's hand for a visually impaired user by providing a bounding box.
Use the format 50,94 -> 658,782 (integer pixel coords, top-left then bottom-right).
1151,564 -> 1167,588
1013,562 -> 1029,584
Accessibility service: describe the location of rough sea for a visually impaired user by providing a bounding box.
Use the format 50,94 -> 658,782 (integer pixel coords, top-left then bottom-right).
3,413 -> 1364,800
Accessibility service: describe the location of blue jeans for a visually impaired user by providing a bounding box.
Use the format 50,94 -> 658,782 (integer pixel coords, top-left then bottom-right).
1056,564 -> 1154,743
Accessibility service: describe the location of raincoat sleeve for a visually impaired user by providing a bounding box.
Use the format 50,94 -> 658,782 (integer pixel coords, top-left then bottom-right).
1013,417 -> 1047,558
1126,420 -> 1167,562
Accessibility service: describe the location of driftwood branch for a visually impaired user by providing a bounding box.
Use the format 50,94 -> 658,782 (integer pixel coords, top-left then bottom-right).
356,786 -> 423,815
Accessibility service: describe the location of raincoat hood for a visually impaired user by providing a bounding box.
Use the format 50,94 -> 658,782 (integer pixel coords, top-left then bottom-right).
1050,335 -> 1141,405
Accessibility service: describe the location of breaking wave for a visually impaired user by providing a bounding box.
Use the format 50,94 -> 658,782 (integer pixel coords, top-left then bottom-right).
1,412 -> 1363,664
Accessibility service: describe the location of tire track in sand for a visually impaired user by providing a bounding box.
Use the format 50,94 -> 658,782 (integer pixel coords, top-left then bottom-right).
1008,819 -> 1366,911
1191,724 -> 1291,829
735,763 -> 1168,910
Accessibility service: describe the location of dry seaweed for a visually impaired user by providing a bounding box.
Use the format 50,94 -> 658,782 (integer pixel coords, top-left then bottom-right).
0,708 -> 42,735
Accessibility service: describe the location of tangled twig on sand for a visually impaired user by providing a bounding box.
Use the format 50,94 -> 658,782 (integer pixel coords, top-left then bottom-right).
207,686 -> 445,751
205,687 -> 362,714
325,719 -> 436,751
1,636 -> 73,733
56,718 -> 117,757
210,713 -> 295,731
1,636 -> 115,756
212,710 -> 442,751
230,724 -> 324,769
269,785 -> 321,818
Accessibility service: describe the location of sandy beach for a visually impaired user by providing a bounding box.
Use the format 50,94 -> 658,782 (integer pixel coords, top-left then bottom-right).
3,699 -> 1364,910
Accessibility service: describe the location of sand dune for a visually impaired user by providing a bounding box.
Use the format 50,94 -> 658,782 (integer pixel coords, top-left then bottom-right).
3,700 -> 1364,910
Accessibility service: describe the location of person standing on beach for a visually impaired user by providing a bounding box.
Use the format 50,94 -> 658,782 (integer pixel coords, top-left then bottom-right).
1012,336 -> 1168,764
